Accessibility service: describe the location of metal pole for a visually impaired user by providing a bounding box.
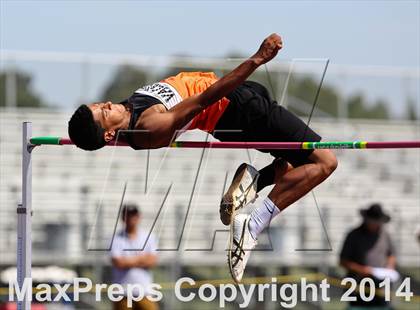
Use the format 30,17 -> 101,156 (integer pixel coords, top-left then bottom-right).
18,122 -> 33,310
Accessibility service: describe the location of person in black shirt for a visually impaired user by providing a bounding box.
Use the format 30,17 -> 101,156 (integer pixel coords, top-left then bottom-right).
340,203 -> 397,310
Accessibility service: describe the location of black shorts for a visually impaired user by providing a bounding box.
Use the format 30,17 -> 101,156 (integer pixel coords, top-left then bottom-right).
213,81 -> 322,168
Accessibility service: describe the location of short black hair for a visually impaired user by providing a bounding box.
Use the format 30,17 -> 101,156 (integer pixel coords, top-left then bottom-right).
68,104 -> 107,151
121,204 -> 140,221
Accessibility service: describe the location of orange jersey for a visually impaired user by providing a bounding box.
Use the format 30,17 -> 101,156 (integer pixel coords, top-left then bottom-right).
161,72 -> 230,132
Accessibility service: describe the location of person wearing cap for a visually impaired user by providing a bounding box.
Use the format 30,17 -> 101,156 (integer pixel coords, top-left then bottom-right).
110,204 -> 159,310
339,203 -> 398,310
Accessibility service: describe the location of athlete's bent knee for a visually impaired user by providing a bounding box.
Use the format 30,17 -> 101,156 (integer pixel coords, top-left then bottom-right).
321,150 -> 338,176
310,149 -> 338,177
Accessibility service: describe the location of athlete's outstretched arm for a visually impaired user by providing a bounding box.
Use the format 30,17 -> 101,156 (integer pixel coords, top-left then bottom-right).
197,33 -> 283,109
138,33 -> 283,148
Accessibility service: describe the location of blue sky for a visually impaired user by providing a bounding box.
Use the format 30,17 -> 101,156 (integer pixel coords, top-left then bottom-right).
1,0 -> 419,114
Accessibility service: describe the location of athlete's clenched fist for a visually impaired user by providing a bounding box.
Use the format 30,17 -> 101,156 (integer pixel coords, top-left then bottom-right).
252,33 -> 283,65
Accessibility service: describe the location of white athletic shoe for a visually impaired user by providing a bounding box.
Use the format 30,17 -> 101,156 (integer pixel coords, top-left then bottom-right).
220,163 -> 260,226
227,214 -> 258,283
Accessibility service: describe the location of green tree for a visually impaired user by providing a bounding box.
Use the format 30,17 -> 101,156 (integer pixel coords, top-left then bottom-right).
0,70 -> 46,108
101,64 -> 150,103
405,98 -> 418,121
347,93 -> 367,119
287,76 -> 339,117
347,94 -> 389,119
368,99 -> 389,119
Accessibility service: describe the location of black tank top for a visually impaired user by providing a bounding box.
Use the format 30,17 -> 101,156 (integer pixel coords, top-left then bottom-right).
120,93 -> 161,149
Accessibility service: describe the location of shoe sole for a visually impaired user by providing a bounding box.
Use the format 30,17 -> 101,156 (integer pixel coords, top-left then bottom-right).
220,163 -> 259,226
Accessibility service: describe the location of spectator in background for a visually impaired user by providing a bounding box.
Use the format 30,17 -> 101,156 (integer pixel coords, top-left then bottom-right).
111,204 -> 159,310
340,203 -> 398,310
415,225 -> 420,245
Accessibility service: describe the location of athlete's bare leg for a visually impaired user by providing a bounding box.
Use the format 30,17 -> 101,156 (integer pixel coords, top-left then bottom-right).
268,149 -> 338,210
227,149 -> 337,283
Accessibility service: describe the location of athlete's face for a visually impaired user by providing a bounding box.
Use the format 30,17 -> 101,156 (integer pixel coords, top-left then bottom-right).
88,101 -> 127,141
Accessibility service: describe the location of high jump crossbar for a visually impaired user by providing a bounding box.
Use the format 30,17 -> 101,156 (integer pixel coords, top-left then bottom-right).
29,136 -> 420,149
18,122 -> 420,310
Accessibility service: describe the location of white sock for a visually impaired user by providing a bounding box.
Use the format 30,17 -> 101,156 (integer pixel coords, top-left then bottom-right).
248,197 -> 280,240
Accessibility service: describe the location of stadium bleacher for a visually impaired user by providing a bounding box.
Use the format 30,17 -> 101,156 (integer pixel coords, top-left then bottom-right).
0,108 -> 419,268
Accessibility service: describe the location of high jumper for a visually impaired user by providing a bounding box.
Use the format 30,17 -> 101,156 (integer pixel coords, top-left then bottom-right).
67,33 -> 338,283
